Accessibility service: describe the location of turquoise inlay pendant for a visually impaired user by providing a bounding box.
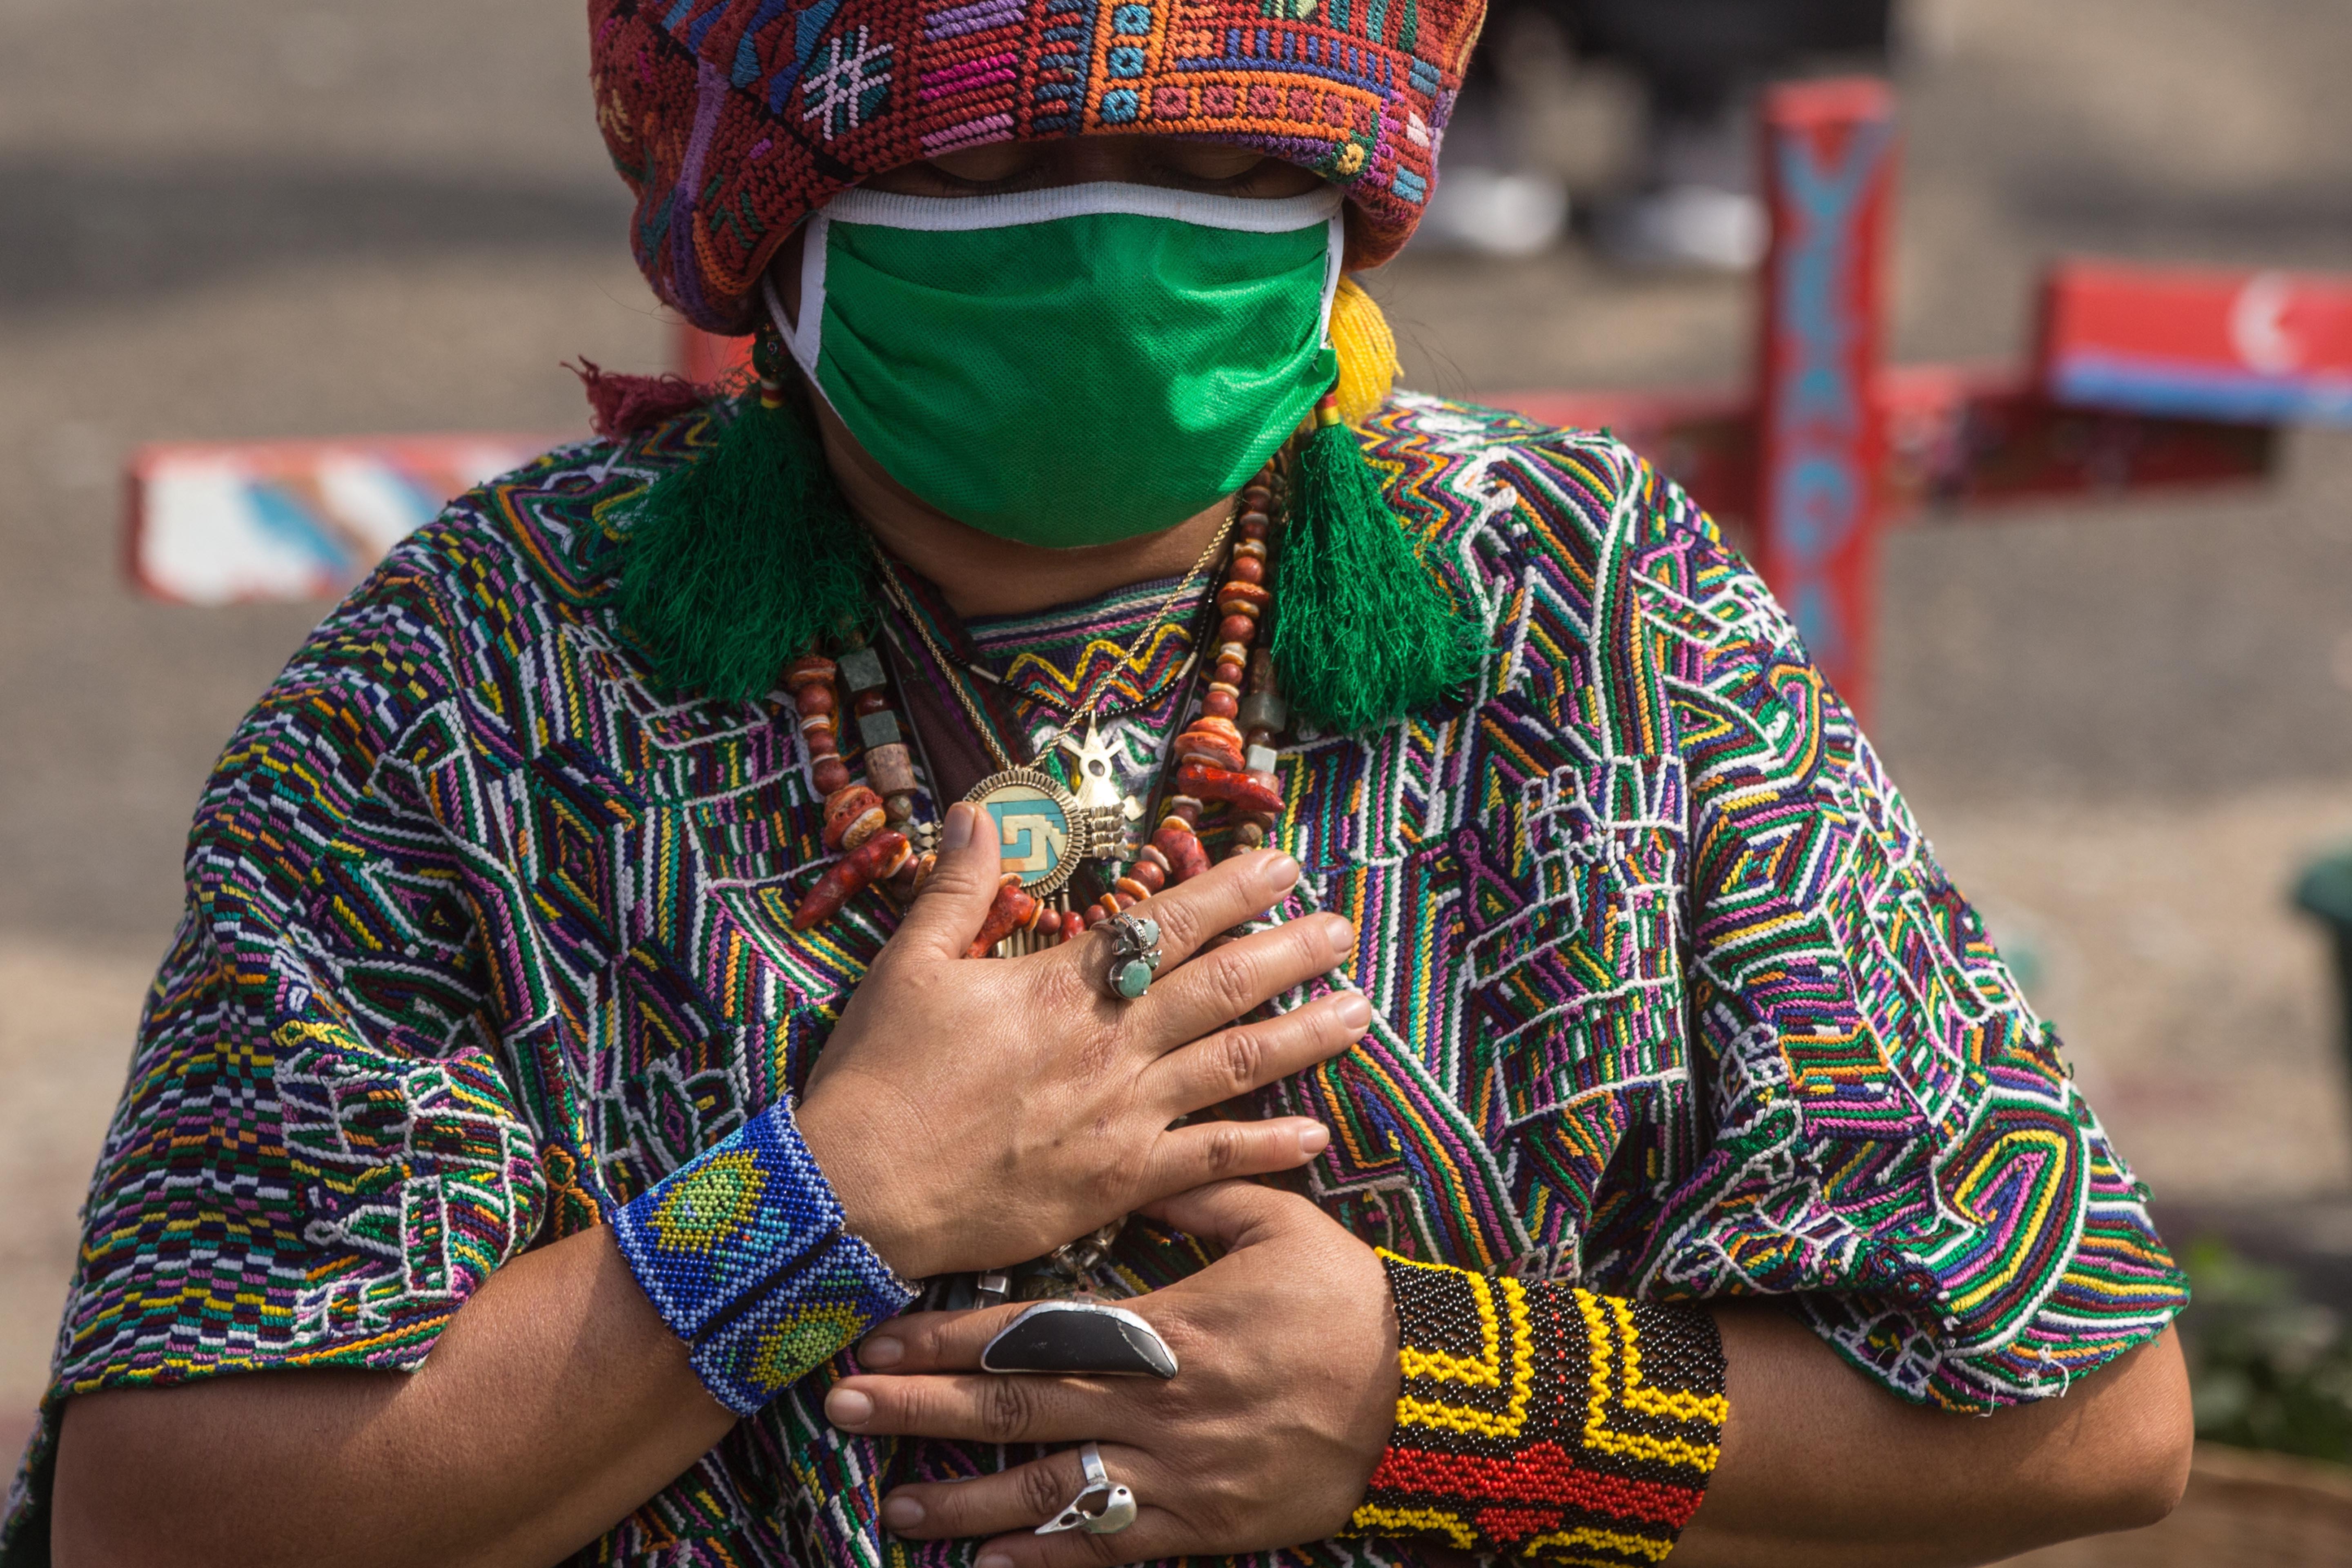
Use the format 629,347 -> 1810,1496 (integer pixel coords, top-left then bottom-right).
965,767 -> 1125,899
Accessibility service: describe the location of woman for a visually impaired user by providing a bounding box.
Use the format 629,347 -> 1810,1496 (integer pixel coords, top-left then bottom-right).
16,0 -> 2191,1564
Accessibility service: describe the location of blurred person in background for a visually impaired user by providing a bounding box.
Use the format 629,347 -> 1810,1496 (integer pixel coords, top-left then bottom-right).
1423,0 -> 1894,261
16,0 -> 2189,1565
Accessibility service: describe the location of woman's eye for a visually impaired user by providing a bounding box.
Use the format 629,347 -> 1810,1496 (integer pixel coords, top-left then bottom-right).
1152,148 -> 1326,196
1162,151 -> 1277,187
920,147 -> 1040,188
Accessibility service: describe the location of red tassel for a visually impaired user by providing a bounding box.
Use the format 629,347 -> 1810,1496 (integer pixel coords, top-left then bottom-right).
569,359 -> 717,438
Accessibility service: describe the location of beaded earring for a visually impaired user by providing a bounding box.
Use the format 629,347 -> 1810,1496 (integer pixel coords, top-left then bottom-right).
618,324 -> 875,703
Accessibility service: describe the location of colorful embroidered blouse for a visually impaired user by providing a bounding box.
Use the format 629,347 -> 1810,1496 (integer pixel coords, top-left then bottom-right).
2,396 -> 2186,1566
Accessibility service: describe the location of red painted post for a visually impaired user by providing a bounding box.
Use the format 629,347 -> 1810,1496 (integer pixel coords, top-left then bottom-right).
1752,78 -> 1897,718
2040,260 -> 2352,423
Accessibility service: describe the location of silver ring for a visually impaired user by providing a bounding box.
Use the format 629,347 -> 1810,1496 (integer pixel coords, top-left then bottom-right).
1038,1441 -> 1137,1536
1103,912 -> 1163,1002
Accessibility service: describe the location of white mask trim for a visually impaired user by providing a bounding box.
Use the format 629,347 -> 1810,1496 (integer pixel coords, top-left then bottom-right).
764,216 -> 833,382
821,180 -> 1343,234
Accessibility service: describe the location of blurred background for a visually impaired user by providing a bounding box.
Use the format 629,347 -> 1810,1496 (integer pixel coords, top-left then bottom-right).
5,0 -> 2352,1556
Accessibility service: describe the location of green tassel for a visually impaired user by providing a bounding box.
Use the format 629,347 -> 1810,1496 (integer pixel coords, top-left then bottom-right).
1273,402 -> 1482,732
618,388 -> 873,704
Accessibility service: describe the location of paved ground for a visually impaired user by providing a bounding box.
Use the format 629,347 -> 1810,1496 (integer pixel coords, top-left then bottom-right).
5,0 -> 2352,1552
2008,1444 -> 2352,1567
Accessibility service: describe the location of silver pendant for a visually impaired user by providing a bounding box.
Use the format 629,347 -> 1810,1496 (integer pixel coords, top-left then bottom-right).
964,767 -> 1125,899
1059,719 -> 1145,827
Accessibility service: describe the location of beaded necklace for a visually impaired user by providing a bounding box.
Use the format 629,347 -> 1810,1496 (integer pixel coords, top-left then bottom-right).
875,511 -> 1234,911
785,451 -> 1294,951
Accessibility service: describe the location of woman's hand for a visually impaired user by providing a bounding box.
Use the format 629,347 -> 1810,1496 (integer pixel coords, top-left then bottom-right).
821,1182 -> 1399,1567
797,803 -> 1368,1281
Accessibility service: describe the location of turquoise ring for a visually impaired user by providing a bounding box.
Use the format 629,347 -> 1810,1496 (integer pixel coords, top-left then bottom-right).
1105,912 -> 1162,1002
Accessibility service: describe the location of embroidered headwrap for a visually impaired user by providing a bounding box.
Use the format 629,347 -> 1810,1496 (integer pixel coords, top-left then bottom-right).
589,0 -> 1487,333
589,0 -> 1483,728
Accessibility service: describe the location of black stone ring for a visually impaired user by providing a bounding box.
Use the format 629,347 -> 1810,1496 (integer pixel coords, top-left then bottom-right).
980,1300 -> 1179,1379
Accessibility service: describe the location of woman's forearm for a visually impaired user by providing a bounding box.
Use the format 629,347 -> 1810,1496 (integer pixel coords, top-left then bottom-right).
52,1224 -> 735,1568
51,1243 -> 2195,1568
1673,1307 -> 2193,1568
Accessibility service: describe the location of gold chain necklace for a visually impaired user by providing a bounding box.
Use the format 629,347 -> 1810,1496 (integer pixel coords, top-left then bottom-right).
871,512 -> 1237,899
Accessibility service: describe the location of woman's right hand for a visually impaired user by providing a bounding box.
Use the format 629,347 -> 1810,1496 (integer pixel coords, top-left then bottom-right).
796,800 -> 1363,1281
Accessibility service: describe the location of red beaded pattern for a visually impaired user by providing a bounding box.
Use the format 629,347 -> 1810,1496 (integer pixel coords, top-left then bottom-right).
1342,1251 -> 1728,1566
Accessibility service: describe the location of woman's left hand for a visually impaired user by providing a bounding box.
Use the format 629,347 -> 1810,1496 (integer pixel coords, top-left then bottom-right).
822,1181 -> 1399,1567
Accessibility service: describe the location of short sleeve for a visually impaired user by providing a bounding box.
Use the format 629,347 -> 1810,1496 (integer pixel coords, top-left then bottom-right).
50,538 -> 549,1398
1628,484 -> 2187,1411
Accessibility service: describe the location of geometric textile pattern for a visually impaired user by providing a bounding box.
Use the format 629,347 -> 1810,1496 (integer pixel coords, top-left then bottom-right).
613,1101 -> 912,1414
1342,1251 -> 1726,1565
5,395 -> 2185,1567
590,0 -> 1484,330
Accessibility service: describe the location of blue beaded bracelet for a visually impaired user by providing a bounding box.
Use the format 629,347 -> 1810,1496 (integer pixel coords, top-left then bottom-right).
613,1100 -> 914,1414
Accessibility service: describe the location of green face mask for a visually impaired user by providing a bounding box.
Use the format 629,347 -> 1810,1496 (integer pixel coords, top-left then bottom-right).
771,182 -> 1344,548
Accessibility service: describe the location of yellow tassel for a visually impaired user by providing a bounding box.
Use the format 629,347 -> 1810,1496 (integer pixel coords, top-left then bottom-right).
1328,276 -> 1400,429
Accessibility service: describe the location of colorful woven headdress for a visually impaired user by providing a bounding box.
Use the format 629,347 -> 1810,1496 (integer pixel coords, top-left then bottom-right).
590,0 -> 1486,332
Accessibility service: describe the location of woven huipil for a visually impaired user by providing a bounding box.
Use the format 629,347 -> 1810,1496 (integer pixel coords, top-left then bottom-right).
4,396 -> 2185,1566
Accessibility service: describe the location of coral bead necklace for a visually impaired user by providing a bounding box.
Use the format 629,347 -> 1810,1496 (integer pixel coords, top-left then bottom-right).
786,441 -> 1301,950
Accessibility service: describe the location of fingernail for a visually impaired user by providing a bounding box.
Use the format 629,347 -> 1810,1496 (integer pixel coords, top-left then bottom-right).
1298,1123 -> 1331,1157
1334,991 -> 1373,1030
882,1495 -> 924,1531
1262,853 -> 1301,891
943,802 -> 976,852
825,1387 -> 874,1428
978,1554 -> 1015,1568
859,1334 -> 904,1369
1321,915 -> 1356,960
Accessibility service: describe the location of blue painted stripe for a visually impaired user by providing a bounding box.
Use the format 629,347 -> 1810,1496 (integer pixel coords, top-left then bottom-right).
248,481 -> 360,578
2052,352 -> 2352,425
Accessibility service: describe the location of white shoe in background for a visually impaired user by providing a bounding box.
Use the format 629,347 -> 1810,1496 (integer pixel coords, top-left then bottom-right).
1599,183 -> 1767,271
1413,167 -> 1571,257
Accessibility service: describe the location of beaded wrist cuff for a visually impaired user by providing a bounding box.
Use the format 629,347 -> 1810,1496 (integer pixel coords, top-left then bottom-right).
613,1102 -> 914,1415
1343,1251 -> 1728,1566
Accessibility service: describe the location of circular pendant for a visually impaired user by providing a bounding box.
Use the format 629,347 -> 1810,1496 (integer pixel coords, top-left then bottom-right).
966,768 -> 1102,898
